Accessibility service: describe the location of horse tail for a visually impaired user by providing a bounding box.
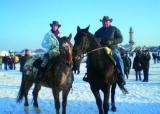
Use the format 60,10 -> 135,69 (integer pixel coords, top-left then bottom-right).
17,72 -> 25,103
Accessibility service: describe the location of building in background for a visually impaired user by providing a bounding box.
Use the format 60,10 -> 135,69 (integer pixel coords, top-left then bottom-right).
129,27 -> 135,51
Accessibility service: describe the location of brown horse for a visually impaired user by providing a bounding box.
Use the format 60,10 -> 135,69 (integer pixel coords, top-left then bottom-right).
73,26 -> 127,114
17,34 -> 74,114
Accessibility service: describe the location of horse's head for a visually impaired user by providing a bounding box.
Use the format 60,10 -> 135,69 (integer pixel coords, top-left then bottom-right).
73,25 -> 91,57
59,34 -> 73,65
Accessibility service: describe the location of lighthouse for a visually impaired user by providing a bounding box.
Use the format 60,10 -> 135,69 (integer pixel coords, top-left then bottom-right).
129,27 -> 135,51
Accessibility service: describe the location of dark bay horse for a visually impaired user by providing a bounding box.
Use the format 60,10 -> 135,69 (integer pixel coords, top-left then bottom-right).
17,34 -> 74,114
73,26 -> 127,114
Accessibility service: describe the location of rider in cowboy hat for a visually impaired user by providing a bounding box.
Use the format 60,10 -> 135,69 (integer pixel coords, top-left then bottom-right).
84,16 -> 126,87
97,16 -> 126,85
35,20 -> 61,85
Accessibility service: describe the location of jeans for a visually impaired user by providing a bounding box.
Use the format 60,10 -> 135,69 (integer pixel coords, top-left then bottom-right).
135,70 -> 141,81
112,48 -> 125,78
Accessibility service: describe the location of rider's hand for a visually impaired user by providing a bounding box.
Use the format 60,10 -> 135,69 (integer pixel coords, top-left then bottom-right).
106,40 -> 113,45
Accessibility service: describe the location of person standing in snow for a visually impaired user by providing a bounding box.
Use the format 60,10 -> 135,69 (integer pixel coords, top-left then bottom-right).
141,49 -> 151,82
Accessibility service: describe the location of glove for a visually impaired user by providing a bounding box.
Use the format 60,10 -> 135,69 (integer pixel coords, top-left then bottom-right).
50,45 -> 57,50
106,40 -> 113,46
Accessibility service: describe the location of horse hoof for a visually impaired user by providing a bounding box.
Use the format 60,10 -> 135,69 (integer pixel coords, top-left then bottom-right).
34,107 -> 41,113
24,106 -> 29,113
111,106 -> 117,112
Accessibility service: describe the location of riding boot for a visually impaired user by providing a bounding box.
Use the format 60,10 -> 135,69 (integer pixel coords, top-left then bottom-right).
35,66 -> 46,84
117,72 -> 128,94
118,74 -> 126,85
117,68 -> 126,85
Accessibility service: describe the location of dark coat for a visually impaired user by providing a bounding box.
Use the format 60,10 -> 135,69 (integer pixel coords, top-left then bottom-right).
141,53 -> 151,69
95,26 -> 123,48
122,55 -> 131,69
2,56 -> 8,64
133,55 -> 142,71
152,53 -> 157,60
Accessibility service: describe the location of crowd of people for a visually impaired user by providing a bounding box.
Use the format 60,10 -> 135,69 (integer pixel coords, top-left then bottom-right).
0,49 -> 32,71
132,49 -> 151,82
0,55 -> 17,70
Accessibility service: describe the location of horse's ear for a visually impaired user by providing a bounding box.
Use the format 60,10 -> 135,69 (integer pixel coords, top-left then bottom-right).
85,25 -> 90,31
77,26 -> 81,32
68,33 -> 72,41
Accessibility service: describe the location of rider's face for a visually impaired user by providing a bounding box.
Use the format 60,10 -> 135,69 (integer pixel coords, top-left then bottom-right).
52,24 -> 59,31
103,20 -> 111,27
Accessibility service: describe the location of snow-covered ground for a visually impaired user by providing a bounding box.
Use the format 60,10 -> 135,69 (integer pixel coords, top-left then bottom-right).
0,59 -> 160,114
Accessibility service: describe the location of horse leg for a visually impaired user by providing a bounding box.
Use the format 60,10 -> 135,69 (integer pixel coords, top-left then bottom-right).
111,83 -> 117,112
91,88 -> 103,114
53,90 -> 60,114
24,81 -> 33,112
32,84 -> 41,113
62,89 -> 70,114
103,86 -> 110,114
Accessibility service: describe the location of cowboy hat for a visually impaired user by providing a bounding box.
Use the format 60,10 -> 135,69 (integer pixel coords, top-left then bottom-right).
50,21 -> 61,27
100,16 -> 113,22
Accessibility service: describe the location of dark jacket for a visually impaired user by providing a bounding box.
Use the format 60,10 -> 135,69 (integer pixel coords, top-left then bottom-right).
2,56 -> 8,64
141,53 -> 151,69
95,26 -> 123,48
122,55 -> 131,69
133,55 -> 142,71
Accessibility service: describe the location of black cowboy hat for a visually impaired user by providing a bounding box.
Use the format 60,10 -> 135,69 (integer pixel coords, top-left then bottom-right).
100,16 -> 113,22
50,21 -> 61,27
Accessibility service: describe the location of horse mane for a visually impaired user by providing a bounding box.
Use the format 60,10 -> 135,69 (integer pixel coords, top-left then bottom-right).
85,31 -> 102,48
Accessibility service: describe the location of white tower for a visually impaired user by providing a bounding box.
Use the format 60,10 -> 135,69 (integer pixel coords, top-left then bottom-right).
129,27 -> 135,51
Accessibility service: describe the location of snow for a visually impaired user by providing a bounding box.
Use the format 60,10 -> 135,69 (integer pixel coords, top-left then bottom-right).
0,60 -> 160,114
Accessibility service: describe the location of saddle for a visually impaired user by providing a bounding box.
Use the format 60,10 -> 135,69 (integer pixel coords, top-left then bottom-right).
33,58 -> 42,68
104,47 -> 116,66
33,58 -> 54,71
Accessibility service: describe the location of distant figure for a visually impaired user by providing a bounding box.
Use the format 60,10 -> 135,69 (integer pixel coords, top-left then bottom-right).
0,56 -> 2,70
8,55 -> 15,70
121,53 -> 131,79
128,55 -> 132,74
152,52 -> 157,64
141,49 -> 151,82
157,51 -> 160,63
13,56 -> 16,70
19,55 -> 26,72
133,51 -> 142,81
19,49 -> 32,72
3,55 -> 8,70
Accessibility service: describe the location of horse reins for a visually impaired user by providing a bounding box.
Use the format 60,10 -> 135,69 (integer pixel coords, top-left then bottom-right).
81,47 -> 109,57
